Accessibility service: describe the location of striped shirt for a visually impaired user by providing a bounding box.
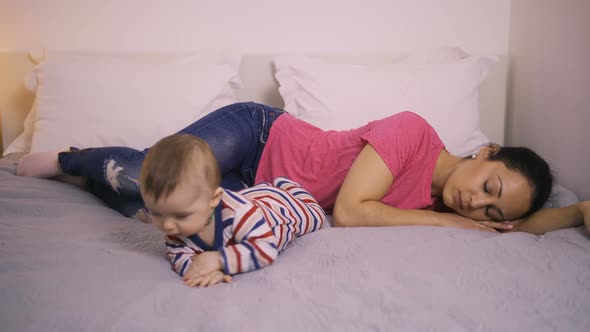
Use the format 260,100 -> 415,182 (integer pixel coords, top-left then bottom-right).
165,177 -> 326,276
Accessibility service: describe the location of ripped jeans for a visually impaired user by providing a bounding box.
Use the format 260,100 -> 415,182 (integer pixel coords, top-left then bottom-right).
58,102 -> 285,217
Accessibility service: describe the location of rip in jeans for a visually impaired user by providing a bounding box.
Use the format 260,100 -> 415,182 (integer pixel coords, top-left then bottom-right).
104,159 -> 139,193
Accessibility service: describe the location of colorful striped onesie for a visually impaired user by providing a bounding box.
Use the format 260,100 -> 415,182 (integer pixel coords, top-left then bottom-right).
165,177 -> 326,276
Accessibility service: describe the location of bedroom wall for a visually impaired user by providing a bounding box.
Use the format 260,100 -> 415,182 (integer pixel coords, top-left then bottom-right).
0,0 -> 510,53
506,0 -> 590,200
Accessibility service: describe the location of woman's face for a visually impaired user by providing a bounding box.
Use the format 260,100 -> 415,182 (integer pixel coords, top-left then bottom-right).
442,158 -> 533,221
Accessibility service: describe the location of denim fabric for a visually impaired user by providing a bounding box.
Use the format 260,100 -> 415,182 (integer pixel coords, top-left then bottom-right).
58,102 -> 285,217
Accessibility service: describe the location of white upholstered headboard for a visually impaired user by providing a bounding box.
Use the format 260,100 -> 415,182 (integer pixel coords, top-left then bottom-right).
0,52 -> 507,154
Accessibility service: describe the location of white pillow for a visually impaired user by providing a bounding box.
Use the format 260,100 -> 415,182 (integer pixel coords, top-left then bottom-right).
23,53 -> 241,153
274,50 -> 496,156
1,70 -> 39,156
543,184 -> 580,208
2,101 -> 36,156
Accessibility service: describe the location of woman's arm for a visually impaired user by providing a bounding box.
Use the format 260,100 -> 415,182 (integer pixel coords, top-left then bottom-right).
509,200 -> 590,235
332,144 -> 509,232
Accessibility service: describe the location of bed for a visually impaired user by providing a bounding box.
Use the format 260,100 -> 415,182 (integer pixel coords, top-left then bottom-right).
1,50 -> 589,332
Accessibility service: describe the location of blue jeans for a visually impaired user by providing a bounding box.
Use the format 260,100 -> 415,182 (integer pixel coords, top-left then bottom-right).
58,102 -> 285,217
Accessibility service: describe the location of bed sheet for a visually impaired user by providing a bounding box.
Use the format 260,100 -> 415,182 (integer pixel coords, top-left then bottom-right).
1,155 -> 589,332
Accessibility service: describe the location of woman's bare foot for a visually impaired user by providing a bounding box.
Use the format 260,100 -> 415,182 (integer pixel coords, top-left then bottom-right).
16,151 -> 62,178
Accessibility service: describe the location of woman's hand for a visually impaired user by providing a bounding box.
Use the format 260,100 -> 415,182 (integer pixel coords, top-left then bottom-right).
438,213 -> 514,233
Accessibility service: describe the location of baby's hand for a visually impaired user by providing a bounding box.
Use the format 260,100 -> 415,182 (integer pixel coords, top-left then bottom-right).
184,270 -> 233,288
182,251 -> 223,281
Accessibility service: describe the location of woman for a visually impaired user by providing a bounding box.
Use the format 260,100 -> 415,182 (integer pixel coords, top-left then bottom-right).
17,102 -> 590,234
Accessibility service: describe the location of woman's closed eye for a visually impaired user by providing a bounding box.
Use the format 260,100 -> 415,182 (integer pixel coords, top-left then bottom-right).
483,183 -> 496,218
483,178 -> 505,220
486,205 -> 505,221
484,180 -> 491,194
485,205 -> 495,220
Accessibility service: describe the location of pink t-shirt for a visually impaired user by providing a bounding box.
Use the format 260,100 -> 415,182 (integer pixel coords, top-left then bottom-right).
254,111 -> 445,213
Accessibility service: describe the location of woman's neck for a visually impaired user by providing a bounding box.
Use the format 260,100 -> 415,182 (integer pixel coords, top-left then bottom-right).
431,149 -> 462,197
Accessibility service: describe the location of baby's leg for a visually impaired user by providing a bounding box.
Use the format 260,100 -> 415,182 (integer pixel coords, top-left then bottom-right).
17,151 -> 62,178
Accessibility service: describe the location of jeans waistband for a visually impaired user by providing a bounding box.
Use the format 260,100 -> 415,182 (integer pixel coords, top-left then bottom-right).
259,106 -> 286,144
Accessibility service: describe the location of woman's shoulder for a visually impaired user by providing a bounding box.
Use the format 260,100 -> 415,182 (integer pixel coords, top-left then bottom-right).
364,110 -> 444,158
380,111 -> 429,126
370,111 -> 437,136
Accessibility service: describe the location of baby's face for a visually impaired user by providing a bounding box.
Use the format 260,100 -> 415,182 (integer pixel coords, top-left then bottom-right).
142,180 -> 219,237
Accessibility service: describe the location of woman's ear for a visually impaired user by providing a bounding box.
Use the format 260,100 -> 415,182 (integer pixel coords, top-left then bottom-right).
210,187 -> 224,208
476,144 -> 501,159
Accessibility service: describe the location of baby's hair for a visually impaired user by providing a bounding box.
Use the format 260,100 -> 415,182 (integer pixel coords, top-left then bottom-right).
140,134 -> 221,202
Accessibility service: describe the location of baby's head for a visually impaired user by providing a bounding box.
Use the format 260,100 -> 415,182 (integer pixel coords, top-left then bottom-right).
140,134 -> 223,237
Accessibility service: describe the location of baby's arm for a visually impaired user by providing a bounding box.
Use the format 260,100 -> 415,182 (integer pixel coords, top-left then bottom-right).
166,236 -> 233,287
273,177 -> 326,232
165,235 -> 201,277
220,203 -> 279,275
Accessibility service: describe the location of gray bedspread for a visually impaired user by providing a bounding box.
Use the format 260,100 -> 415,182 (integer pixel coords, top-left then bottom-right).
1,154 -> 589,332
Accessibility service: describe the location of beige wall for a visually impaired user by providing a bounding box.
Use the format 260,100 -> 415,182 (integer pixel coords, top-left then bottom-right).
507,0 -> 590,200
0,0 -> 510,53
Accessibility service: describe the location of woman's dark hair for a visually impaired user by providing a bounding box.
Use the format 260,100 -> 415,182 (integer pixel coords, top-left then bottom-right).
488,146 -> 553,218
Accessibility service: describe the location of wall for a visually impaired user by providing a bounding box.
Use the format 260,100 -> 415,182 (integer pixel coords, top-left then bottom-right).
0,0 -> 509,53
507,0 -> 590,200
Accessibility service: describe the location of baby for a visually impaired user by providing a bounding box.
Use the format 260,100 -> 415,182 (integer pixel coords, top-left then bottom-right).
139,134 -> 326,287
